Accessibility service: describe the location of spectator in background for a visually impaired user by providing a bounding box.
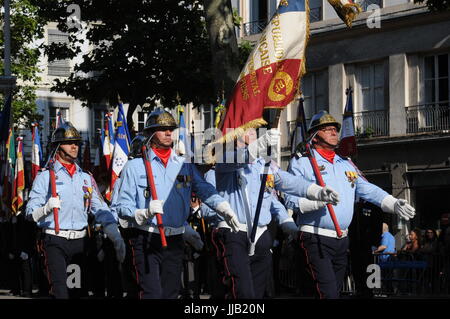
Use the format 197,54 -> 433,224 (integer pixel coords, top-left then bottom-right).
401,228 -> 422,253
420,229 -> 439,254
373,223 -> 396,262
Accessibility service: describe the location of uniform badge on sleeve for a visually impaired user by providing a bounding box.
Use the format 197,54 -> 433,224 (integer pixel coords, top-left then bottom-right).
345,171 -> 358,188
82,186 -> 93,208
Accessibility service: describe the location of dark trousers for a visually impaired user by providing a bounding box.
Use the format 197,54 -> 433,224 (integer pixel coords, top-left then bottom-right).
298,231 -> 349,299
128,230 -> 184,299
42,234 -> 87,299
213,228 -> 272,299
6,257 -> 32,296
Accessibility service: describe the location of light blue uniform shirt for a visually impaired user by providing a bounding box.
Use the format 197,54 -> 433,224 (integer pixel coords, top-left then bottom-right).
209,155 -> 303,227
284,150 -> 389,230
200,169 -> 223,228
379,231 -> 396,261
115,149 -> 225,228
26,160 -> 117,230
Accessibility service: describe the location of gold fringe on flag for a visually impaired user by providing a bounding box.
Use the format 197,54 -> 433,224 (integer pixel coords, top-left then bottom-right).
327,0 -> 362,27
204,117 -> 268,164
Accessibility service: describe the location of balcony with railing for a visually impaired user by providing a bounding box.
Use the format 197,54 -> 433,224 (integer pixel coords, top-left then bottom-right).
406,102 -> 450,134
243,20 -> 268,36
354,109 -> 389,138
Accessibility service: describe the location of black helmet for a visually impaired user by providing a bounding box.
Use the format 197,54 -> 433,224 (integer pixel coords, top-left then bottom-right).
51,122 -> 82,144
307,111 -> 341,134
129,134 -> 147,158
143,108 -> 178,135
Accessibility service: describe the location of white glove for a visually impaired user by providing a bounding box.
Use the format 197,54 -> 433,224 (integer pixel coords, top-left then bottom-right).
149,199 -> 164,216
381,195 -> 416,221
8,253 -> 14,260
134,200 -> 164,225
306,184 -> 339,205
248,129 -> 281,160
183,225 -> 204,251
280,221 -> 299,238
19,252 -> 29,261
215,201 -> 240,233
298,198 -> 327,214
103,224 -> 126,263
31,196 -> 61,222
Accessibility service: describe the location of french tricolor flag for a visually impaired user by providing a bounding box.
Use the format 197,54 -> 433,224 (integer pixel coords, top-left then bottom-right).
337,87 -> 357,158
31,123 -> 43,183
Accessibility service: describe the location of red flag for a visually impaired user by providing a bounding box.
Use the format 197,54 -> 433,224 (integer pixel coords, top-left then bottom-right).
217,1 -> 309,143
31,123 -> 43,183
12,136 -> 24,215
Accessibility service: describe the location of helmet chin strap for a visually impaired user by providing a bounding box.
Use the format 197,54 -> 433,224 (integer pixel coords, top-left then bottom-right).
312,132 -> 339,149
58,146 -> 78,162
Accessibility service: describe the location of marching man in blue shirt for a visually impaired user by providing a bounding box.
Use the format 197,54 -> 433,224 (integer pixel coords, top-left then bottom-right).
203,126 -> 341,299
285,111 -> 416,299
26,123 -> 125,299
114,108 -> 241,299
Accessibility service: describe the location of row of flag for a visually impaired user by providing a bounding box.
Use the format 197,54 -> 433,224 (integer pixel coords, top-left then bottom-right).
0,103 -> 133,215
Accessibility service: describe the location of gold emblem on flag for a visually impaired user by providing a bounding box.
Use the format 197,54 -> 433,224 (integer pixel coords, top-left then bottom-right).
268,71 -> 294,102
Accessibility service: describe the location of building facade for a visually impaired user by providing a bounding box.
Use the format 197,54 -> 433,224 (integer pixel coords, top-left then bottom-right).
233,0 -> 450,241
18,1 -> 450,240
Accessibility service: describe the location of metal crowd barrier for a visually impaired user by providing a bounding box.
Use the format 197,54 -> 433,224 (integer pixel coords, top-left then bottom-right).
373,252 -> 450,297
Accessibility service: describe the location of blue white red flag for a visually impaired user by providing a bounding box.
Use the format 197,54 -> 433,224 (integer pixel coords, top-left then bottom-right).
336,87 -> 357,158
55,111 -> 66,129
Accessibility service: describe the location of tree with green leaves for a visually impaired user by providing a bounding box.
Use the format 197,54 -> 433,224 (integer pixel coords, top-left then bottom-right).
203,0 -> 240,99
32,0 -> 216,134
0,0 -> 45,129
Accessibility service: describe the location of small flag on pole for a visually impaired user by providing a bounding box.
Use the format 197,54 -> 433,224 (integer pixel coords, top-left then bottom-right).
176,104 -> 188,156
103,113 -> 114,172
110,111 -> 130,198
55,111 -> 66,129
31,123 -> 43,183
336,87 -> 357,158
12,136 -> 24,215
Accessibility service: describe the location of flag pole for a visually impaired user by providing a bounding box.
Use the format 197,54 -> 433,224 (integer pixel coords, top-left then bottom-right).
249,108 -> 282,256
